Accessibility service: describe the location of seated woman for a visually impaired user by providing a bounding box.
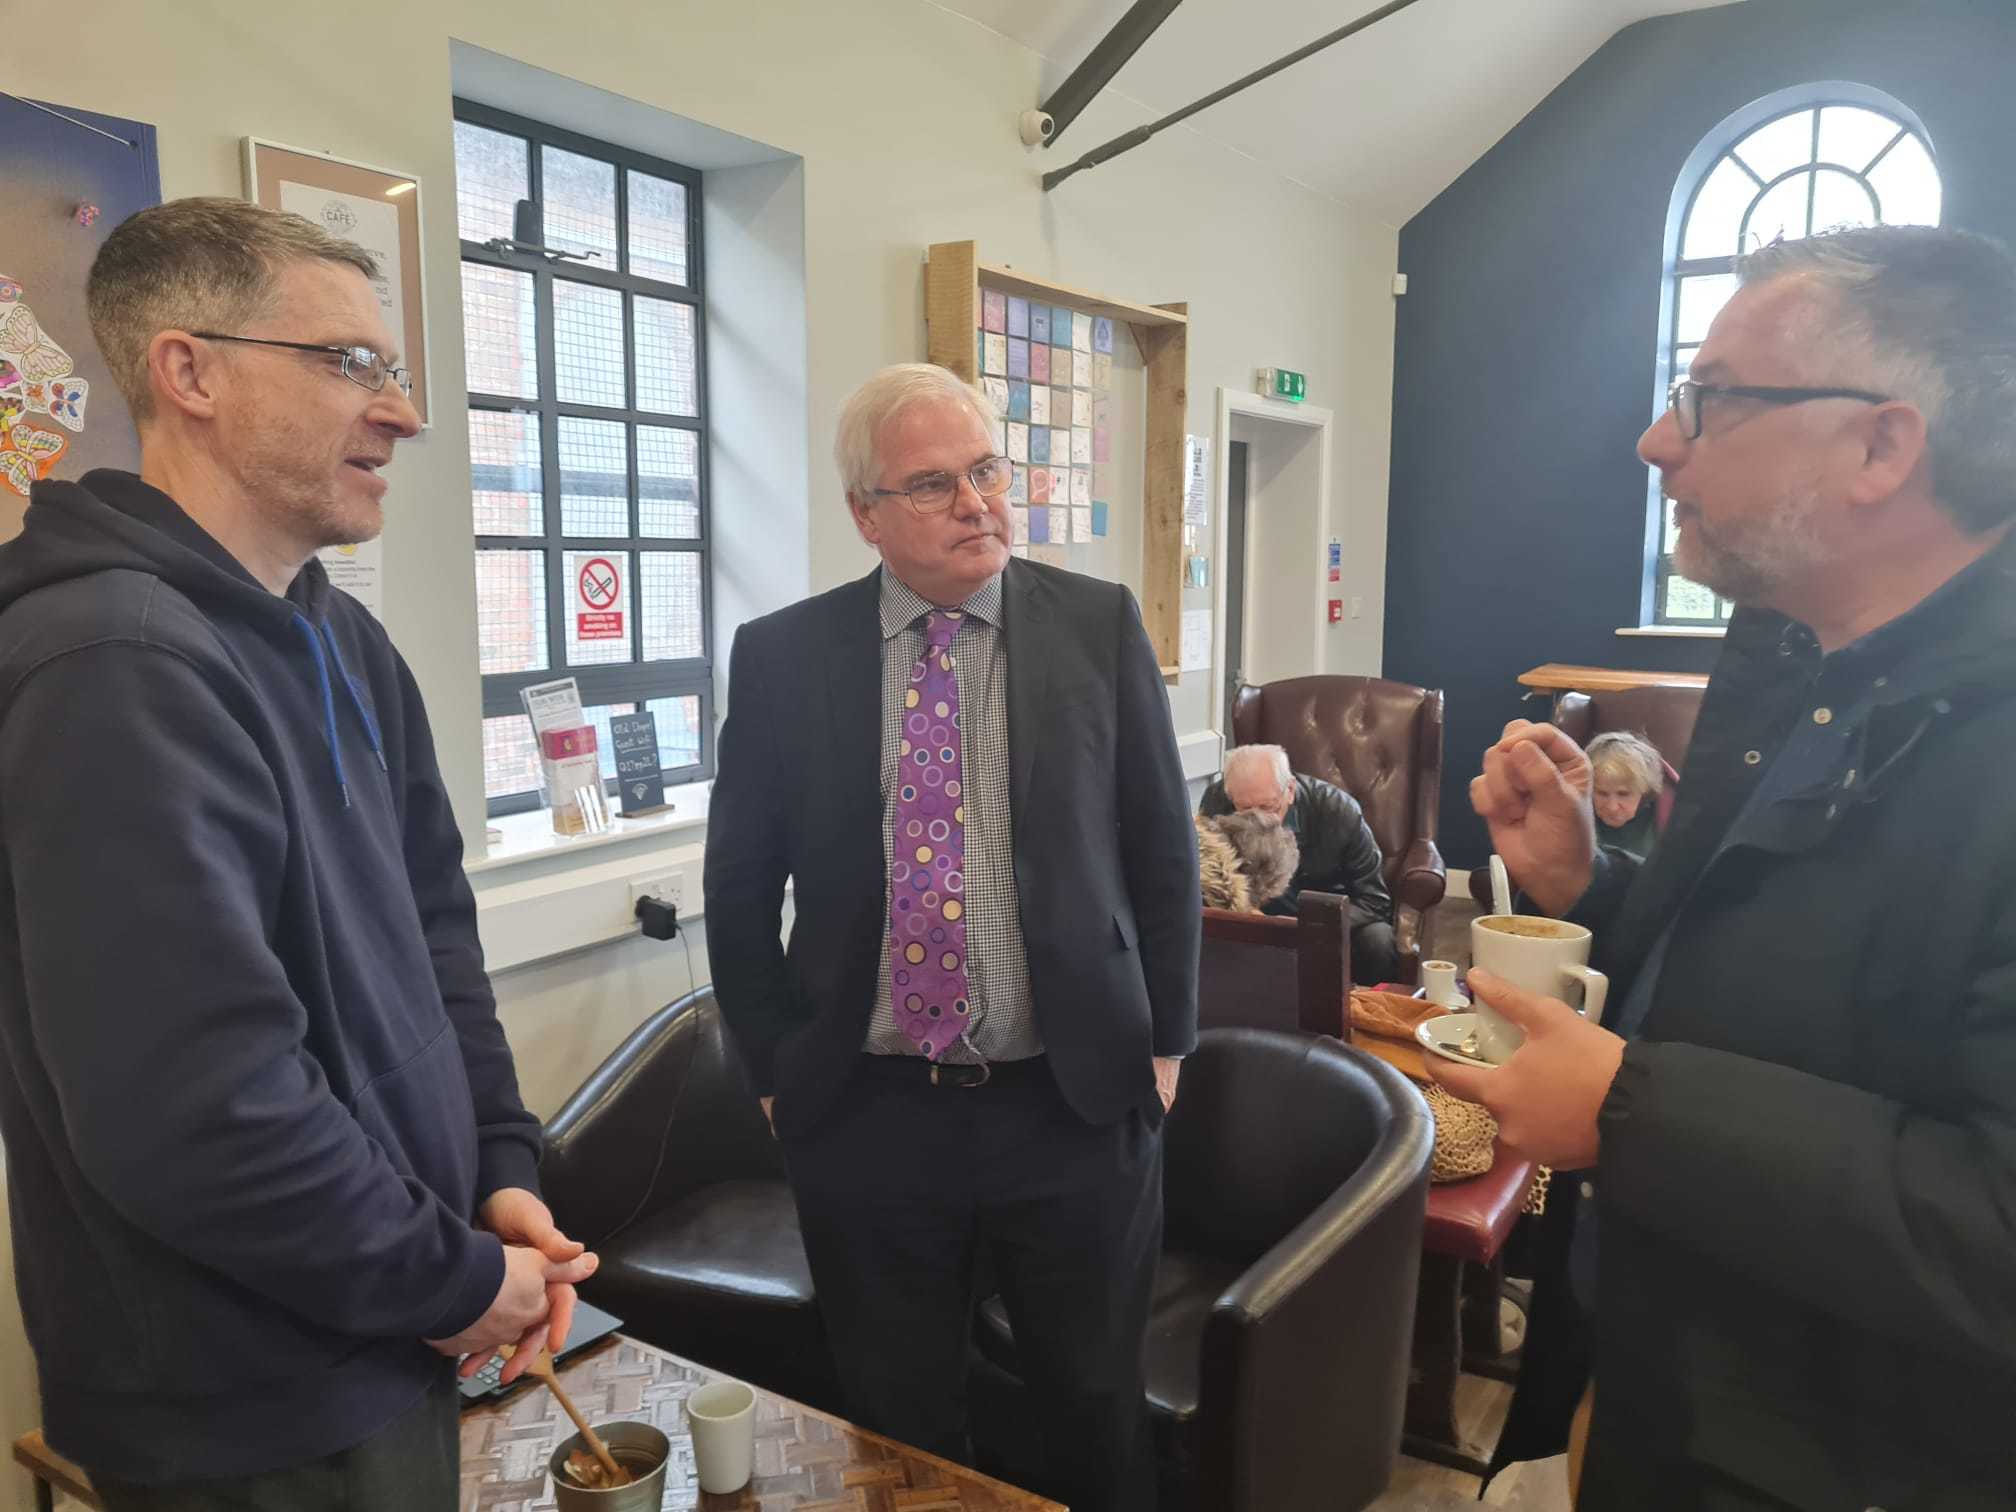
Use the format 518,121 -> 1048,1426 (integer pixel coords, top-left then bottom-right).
1588,731 -> 1665,860
1197,809 -> 1299,914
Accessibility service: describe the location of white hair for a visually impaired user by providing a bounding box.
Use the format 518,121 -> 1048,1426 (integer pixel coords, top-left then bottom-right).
1223,744 -> 1292,793
833,363 -> 1000,504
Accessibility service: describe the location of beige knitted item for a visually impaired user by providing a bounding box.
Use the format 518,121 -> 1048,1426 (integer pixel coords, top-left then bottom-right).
1420,1082 -> 1499,1183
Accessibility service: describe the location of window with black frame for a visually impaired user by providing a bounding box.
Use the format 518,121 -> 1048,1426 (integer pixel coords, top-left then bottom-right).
1649,93 -> 1941,626
452,101 -> 712,813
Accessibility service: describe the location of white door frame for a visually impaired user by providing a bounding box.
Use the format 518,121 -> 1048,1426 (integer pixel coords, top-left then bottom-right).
1211,387 -> 1334,736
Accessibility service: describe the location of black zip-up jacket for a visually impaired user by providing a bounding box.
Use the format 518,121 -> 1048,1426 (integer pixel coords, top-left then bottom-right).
1555,531 -> 2016,1508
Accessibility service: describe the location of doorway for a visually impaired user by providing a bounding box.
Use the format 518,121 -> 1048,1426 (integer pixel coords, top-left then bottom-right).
1223,439 -> 1248,733
1212,391 -> 1333,738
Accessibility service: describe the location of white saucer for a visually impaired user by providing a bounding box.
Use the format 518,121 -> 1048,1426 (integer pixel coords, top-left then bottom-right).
1411,987 -> 1471,1011
1416,1011 -> 1513,1068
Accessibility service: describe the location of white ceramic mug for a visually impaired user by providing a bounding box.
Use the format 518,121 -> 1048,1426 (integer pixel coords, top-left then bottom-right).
1467,914 -> 1608,1062
687,1380 -> 756,1494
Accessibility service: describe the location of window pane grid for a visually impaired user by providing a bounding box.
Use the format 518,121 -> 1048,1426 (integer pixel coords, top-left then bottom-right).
460,263 -> 538,400
645,696 -> 703,771
469,410 -> 542,535
453,123 -> 526,244
640,552 -> 704,661
638,425 -> 700,538
541,146 -> 618,263
553,280 -> 627,408
482,715 -> 543,802
627,171 -> 690,284
476,550 -> 548,674
558,417 -> 630,536
456,103 -> 711,810
633,296 -> 698,416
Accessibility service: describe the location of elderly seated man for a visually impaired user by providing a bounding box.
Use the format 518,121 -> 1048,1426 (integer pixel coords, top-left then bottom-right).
1199,744 -> 1398,983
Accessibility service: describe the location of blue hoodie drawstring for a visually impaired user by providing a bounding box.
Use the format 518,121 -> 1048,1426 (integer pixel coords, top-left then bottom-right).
292,614 -> 387,810
319,622 -> 388,775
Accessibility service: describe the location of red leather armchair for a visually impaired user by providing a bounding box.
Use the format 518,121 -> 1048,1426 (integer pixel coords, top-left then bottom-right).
1229,676 -> 1447,984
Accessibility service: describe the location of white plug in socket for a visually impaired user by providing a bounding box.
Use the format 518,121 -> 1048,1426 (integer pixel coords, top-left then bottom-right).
630,872 -> 684,916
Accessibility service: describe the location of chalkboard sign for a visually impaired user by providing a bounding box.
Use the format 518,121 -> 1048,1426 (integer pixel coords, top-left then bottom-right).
610,712 -> 667,815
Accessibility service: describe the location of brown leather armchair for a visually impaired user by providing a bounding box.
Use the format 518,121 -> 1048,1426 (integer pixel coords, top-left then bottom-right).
1469,682 -> 1705,907
538,987 -> 838,1409
1230,676 -> 1447,983
1199,891 -> 1351,1038
1552,684 -> 1703,770
977,1030 -> 1434,1512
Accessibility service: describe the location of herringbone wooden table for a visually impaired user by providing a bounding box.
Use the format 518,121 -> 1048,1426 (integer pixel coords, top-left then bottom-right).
460,1334 -> 1064,1511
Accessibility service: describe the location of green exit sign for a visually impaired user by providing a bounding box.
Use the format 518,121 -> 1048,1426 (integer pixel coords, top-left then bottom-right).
1258,367 -> 1306,402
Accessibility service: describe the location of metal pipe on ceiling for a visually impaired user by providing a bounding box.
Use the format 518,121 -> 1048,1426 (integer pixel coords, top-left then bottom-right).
1041,0 -> 1431,192
1039,0 -> 1189,146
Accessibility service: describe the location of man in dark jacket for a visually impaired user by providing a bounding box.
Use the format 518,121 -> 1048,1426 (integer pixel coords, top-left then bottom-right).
1199,744 -> 1396,981
0,199 -> 595,1507
1439,224 -> 2016,1508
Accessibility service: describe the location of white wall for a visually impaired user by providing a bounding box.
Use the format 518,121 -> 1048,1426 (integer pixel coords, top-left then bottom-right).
10,0 -> 1396,1491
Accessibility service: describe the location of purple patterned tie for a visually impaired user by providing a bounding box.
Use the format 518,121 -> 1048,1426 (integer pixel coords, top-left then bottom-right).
890,609 -> 970,1060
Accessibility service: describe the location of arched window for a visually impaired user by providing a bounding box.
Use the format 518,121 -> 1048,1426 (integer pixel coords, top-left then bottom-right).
1648,90 -> 1941,625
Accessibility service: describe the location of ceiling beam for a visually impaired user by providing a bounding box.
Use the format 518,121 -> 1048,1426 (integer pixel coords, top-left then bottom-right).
1038,0 -> 1188,147
1042,0 -> 1430,191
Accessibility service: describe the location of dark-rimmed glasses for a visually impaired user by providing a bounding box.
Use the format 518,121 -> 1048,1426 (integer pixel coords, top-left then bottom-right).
1667,377 -> 1888,440
191,332 -> 413,397
871,455 -> 1015,515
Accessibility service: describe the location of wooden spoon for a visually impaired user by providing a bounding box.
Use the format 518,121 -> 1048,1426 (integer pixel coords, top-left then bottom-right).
506,1345 -> 630,1487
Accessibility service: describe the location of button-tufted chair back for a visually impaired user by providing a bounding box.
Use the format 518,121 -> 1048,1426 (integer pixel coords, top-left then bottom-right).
1230,676 -> 1442,895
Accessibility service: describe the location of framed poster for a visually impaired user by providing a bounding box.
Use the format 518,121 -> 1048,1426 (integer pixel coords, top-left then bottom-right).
0,95 -> 160,533
243,138 -> 433,426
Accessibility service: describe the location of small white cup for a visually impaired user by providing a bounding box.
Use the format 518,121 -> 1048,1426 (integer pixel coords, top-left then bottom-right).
1421,959 -> 1462,1007
1468,914 -> 1609,1062
687,1380 -> 756,1494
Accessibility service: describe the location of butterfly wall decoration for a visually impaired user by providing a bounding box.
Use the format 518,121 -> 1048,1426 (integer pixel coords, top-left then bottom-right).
0,279 -> 87,498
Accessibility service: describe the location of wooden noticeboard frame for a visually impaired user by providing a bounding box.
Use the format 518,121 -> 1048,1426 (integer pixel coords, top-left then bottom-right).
925,241 -> 1187,680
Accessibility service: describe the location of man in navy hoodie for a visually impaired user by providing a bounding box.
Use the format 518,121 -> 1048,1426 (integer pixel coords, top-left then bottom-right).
0,198 -> 597,1506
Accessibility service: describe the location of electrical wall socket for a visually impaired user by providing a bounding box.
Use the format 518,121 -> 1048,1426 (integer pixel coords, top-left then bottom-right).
629,872 -> 684,916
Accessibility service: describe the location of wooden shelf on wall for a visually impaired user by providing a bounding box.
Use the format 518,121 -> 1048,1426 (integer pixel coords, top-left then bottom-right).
925,240 -> 1188,680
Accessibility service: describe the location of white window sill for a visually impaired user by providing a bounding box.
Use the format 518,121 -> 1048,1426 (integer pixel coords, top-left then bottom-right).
1615,625 -> 1726,639
469,780 -> 713,874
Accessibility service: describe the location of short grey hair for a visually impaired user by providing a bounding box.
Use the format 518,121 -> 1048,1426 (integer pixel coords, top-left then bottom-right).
1738,225 -> 2016,533
1587,731 -> 1664,795
87,196 -> 380,422
833,363 -> 999,503
1223,744 -> 1293,793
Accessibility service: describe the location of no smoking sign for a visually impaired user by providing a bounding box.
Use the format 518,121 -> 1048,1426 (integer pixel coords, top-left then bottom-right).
575,554 -> 625,641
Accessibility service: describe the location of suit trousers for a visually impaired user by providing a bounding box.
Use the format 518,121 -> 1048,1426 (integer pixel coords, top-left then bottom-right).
93,1371 -> 460,1511
782,1053 -> 1163,1512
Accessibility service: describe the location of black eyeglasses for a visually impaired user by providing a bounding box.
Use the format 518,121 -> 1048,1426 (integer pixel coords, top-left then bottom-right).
191,332 -> 413,397
1667,377 -> 1888,440
871,456 -> 1015,515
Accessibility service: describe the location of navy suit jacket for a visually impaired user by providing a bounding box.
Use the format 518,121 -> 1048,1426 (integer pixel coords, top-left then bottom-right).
704,560 -> 1200,1136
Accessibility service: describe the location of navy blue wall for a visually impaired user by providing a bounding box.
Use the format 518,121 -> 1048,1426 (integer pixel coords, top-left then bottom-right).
1383,0 -> 2016,863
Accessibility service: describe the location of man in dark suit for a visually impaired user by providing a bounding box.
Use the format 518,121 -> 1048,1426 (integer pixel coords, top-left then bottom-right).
704,363 -> 1198,1512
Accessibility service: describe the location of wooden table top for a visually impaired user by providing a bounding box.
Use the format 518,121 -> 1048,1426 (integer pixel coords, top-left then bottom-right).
460,1334 -> 1065,1511
1517,662 -> 1711,694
